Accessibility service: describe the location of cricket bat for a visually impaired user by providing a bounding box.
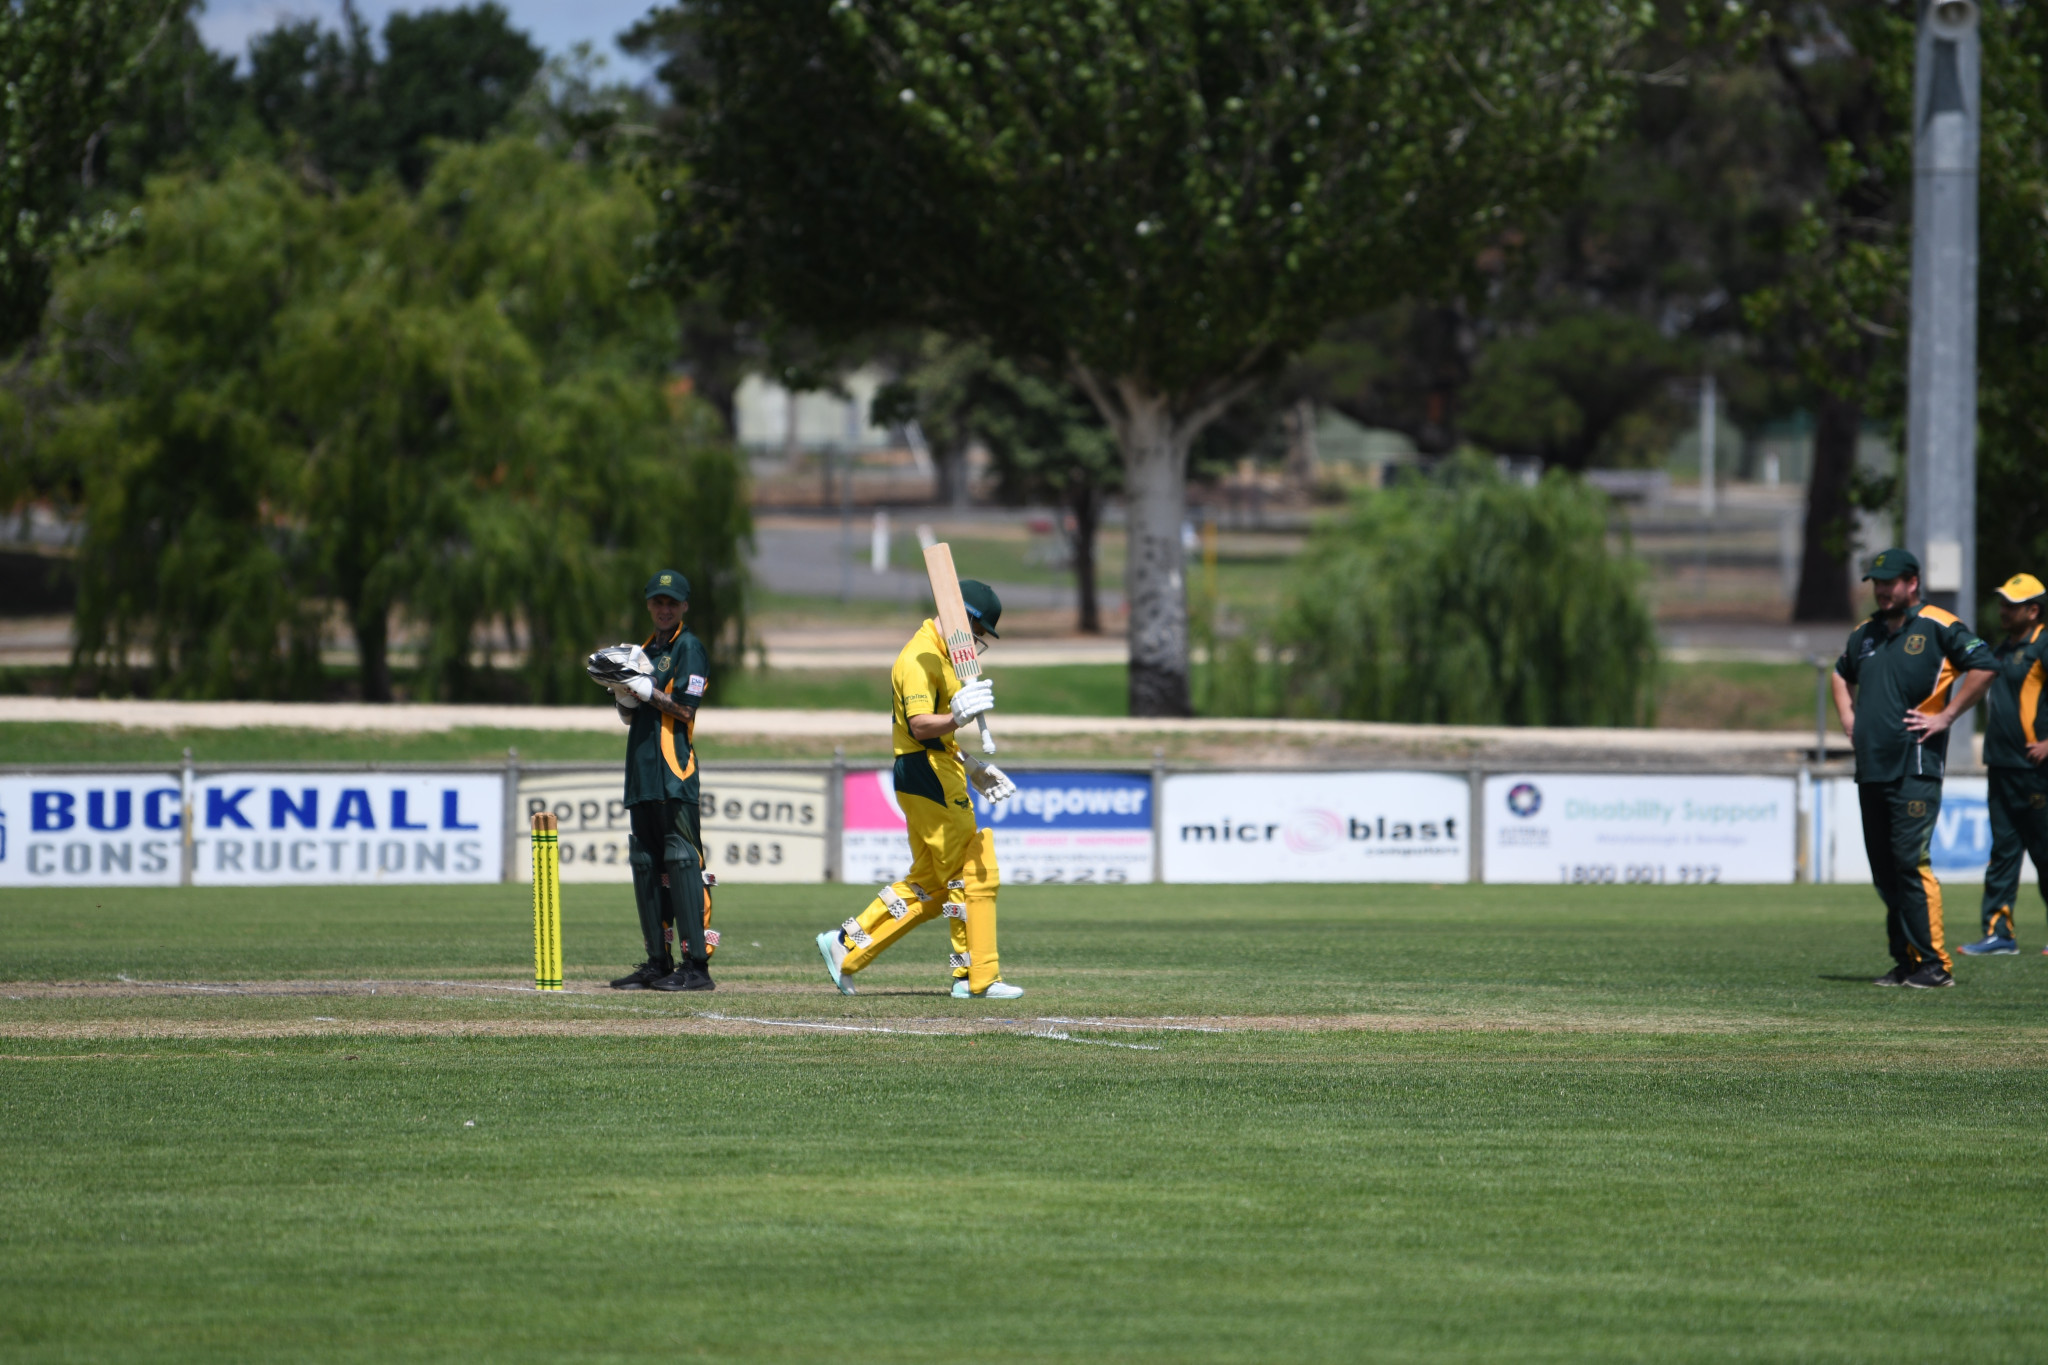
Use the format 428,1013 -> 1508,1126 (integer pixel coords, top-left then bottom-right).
924,541 -> 995,754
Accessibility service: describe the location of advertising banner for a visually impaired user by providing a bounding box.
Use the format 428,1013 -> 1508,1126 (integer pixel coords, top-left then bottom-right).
0,773 -> 183,887
1815,775 -> 1991,885
842,768 -> 1154,885
188,772 -> 502,885
1159,772 -> 1469,883
517,769 -> 828,883
1483,774 -> 1796,884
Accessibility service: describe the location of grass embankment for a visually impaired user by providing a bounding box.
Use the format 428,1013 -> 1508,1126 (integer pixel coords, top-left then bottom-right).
3,884 -> 2046,1361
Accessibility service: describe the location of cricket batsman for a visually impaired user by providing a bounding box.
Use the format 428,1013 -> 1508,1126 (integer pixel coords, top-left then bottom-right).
1958,573 -> 2048,955
816,578 -> 1024,1000
589,570 -> 715,992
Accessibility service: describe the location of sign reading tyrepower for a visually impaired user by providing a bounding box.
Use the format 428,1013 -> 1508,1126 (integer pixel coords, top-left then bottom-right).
1160,772 -> 1469,882
516,768 -> 827,883
1483,774 -> 1796,884
842,768 -> 1154,885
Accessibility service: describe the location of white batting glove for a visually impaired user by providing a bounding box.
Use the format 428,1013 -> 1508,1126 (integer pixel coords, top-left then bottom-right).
626,675 -> 656,702
950,679 -> 994,726
611,683 -> 640,711
964,754 -> 1017,802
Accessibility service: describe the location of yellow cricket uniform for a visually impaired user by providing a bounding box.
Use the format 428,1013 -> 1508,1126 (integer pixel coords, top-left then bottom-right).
838,619 -> 1002,992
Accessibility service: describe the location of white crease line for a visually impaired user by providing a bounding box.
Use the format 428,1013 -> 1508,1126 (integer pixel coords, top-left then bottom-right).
1030,1030 -> 1160,1051
697,1011 -> 954,1037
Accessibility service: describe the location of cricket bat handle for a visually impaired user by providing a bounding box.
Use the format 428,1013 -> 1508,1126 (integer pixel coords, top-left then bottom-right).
976,716 -> 995,755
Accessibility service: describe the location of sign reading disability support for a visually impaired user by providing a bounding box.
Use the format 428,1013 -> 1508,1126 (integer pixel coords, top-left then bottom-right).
1160,772 -> 1470,883
1483,774 -> 1796,884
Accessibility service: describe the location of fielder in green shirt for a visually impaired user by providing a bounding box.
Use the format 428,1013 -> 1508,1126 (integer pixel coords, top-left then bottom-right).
1832,548 -> 1996,988
1958,573 -> 2048,956
608,569 -> 715,992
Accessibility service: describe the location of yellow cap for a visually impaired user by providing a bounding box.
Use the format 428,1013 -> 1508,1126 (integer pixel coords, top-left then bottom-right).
1996,573 -> 2047,603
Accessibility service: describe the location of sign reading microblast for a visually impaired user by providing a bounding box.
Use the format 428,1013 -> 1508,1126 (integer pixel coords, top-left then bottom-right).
0,774 -> 184,886
189,773 -> 502,885
843,769 -> 1154,885
1484,774 -> 1795,884
1161,772 -> 1469,883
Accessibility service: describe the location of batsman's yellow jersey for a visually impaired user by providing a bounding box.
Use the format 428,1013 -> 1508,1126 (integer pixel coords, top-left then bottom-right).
892,618 -> 964,758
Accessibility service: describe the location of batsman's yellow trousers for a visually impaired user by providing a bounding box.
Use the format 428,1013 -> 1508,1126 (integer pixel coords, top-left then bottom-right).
840,787 -> 1001,993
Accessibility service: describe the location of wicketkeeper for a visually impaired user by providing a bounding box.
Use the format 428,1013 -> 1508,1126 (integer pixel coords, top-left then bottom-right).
816,579 -> 1023,999
589,569 -> 715,992
1959,573 -> 2048,955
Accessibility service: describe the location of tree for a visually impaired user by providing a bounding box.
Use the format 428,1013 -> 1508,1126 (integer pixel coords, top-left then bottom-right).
646,0 -> 1649,714
1273,456 -> 1657,725
0,0 -> 177,352
23,139 -> 751,700
877,337 -> 1121,633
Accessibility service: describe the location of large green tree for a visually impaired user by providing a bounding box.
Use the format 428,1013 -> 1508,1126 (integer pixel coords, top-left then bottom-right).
23,138 -> 749,700
645,0 -> 1649,714
0,0 -> 177,352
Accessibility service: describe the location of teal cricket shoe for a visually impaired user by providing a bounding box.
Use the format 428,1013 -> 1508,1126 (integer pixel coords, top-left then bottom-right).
1960,935 -> 2019,956
817,930 -> 856,995
952,978 -> 1023,1000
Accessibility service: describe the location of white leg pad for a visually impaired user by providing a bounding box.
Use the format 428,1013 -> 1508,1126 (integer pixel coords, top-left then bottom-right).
840,917 -> 872,947
881,888 -> 911,920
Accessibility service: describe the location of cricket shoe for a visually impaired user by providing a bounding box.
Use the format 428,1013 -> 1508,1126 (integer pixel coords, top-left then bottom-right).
610,960 -> 670,990
653,962 -> 715,992
817,930 -> 855,995
1872,966 -> 1911,987
951,979 -> 1024,1000
1959,935 -> 2019,956
1903,964 -> 1956,989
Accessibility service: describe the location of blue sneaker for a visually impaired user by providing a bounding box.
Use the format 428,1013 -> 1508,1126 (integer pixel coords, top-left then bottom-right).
1960,935 -> 2019,956
816,930 -> 856,995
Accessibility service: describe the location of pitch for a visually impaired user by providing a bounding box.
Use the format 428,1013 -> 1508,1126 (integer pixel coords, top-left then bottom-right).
4,882 -> 2047,1361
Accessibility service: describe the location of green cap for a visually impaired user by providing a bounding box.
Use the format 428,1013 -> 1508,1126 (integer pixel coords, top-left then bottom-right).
960,579 -> 1002,637
644,569 -> 691,602
1862,549 -> 1920,582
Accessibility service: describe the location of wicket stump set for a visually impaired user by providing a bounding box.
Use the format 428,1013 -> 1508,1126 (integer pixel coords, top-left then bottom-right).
530,812 -> 562,991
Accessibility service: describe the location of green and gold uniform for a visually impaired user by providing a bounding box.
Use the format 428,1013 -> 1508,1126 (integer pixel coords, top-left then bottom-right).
1979,623 -> 2048,941
837,619 -> 1003,993
624,622 -> 712,968
1837,603 -> 1996,974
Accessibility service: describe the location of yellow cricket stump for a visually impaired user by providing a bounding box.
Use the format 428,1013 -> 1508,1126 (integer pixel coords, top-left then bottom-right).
530,812 -> 562,991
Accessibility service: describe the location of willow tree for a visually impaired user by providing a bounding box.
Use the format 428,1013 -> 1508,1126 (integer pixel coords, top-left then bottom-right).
647,0 -> 1647,712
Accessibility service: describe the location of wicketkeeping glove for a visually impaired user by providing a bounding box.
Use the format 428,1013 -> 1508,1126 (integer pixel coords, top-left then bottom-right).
587,643 -> 652,688
949,679 -> 995,727
963,753 -> 1017,803
625,674 -> 655,702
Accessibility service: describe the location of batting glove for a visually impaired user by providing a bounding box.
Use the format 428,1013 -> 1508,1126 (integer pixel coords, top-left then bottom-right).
964,754 -> 1017,802
950,679 -> 994,726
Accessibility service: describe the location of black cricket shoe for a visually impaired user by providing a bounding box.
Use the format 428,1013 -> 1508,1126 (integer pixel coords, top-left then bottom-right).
653,961 -> 715,992
610,960 -> 670,991
1872,965 -> 1911,986
1903,964 -> 1955,989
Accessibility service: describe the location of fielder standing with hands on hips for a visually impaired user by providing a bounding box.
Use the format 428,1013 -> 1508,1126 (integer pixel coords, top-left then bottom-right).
590,570 -> 715,992
816,578 -> 1024,999
1832,549 -> 1996,988
1958,573 -> 2048,956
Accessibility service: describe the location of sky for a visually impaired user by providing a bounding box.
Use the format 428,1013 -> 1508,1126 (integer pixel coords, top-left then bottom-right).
193,0 -> 662,76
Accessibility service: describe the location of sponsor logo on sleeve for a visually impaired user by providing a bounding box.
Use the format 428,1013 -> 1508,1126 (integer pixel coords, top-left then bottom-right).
686,674 -> 707,697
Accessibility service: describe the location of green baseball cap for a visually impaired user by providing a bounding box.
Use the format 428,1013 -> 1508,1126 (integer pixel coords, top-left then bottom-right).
960,579 -> 1002,637
644,569 -> 691,602
1862,549 -> 1920,582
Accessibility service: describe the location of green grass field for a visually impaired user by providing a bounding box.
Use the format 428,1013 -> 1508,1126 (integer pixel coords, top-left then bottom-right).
4,881 -> 2047,1361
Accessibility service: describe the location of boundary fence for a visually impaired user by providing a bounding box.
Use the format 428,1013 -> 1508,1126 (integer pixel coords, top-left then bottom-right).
0,756 -> 1998,889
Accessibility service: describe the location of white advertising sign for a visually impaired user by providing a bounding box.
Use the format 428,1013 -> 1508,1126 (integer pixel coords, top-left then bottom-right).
1160,772 -> 1469,883
517,769 -> 828,883
1815,775 -> 1991,885
842,768 -> 1154,885
0,774 -> 183,886
189,773 -> 503,885
1483,774 -> 1795,884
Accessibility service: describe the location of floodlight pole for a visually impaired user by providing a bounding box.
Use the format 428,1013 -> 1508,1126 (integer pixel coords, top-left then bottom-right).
1905,0 -> 1981,750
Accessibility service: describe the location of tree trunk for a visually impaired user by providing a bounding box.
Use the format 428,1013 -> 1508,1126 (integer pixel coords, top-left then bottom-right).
1120,393 -> 1192,716
1069,479 -> 1101,635
353,598 -> 393,702
1793,393 -> 1859,622
934,440 -> 971,508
